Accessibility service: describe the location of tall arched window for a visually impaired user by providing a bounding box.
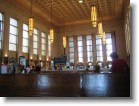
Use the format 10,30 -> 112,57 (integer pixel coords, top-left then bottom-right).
0,13 -> 4,49
9,18 -> 18,51
33,28 -> 38,54
22,24 -> 29,53
41,32 -> 46,56
68,37 -> 74,63
77,36 -> 83,62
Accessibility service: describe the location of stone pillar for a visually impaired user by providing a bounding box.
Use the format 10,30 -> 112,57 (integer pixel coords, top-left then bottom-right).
82,35 -> 87,66
17,19 -> 23,62
102,42 -> 107,67
73,36 -> 78,66
92,33 -> 97,65
3,14 -> 10,62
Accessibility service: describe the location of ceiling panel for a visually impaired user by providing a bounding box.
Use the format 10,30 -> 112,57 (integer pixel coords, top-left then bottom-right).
9,0 -> 124,26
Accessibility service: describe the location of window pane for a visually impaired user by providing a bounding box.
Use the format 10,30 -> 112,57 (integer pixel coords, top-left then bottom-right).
87,46 -> 92,51
33,49 -> 37,54
78,53 -> 83,58
77,36 -> 82,40
106,44 -> 112,50
10,26 -> 17,35
97,57 -> 103,61
78,47 -> 83,52
48,46 -> 51,51
87,52 -> 92,57
33,29 -> 37,34
0,32 -> 2,40
33,42 -> 37,48
69,37 -> 73,41
23,47 -> 28,53
96,45 -> 102,50
86,35 -> 91,40
69,37 -> 74,63
87,57 -> 93,62
106,50 -> 113,56
9,34 -> 16,44
23,31 -> 28,38
78,41 -> 82,46
0,23 -> 3,30
41,32 -> 45,38
106,38 -> 112,44
79,58 -> 83,62
48,40 -> 50,46
70,53 -> 74,58
42,51 -> 45,55
0,13 -> 2,20
70,59 -> 74,63
96,35 -> 100,39
106,33 -> 111,38
34,35 -> 37,41
87,40 -> 92,45
41,32 -> 45,56
42,38 -> 45,44
107,57 -> 112,61
69,42 -> 74,47
23,38 -> 28,46
10,18 -> 17,26
96,39 -> 102,45
23,24 -> 28,31
97,51 -> 103,56
69,48 -> 74,52
42,44 -> 45,50
9,44 -> 16,51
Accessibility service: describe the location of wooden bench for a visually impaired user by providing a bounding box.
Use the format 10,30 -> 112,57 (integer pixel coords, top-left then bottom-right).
0,74 -> 14,96
13,73 -> 81,97
81,72 -> 130,97
0,72 -> 130,97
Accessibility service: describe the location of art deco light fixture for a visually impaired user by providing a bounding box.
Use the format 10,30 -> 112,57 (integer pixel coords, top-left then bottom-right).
29,0 -> 33,36
98,22 -> 106,44
102,32 -> 106,44
63,17 -> 66,48
50,29 -> 54,43
97,0 -> 106,44
98,22 -> 104,38
50,3 -> 54,44
63,37 -> 66,48
91,6 -> 97,27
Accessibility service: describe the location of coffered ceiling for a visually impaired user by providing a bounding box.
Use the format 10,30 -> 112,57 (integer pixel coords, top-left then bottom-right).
8,0 -> 125,26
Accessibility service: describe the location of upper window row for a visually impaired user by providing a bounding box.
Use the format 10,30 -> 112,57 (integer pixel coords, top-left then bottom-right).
0,14 -> 49,56
68,33 -> 113,63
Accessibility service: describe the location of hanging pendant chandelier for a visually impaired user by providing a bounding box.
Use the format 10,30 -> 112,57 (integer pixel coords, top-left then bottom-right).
98,22 -> 104,38
63,37 -> 66,48
102,32 -> 106,44
62,17 -> 66,48
50,29 -> 54,43
50,3 -> 54,44
91,6 -> 97,27
29,0 -> 33,36
29,17 -> 33,36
